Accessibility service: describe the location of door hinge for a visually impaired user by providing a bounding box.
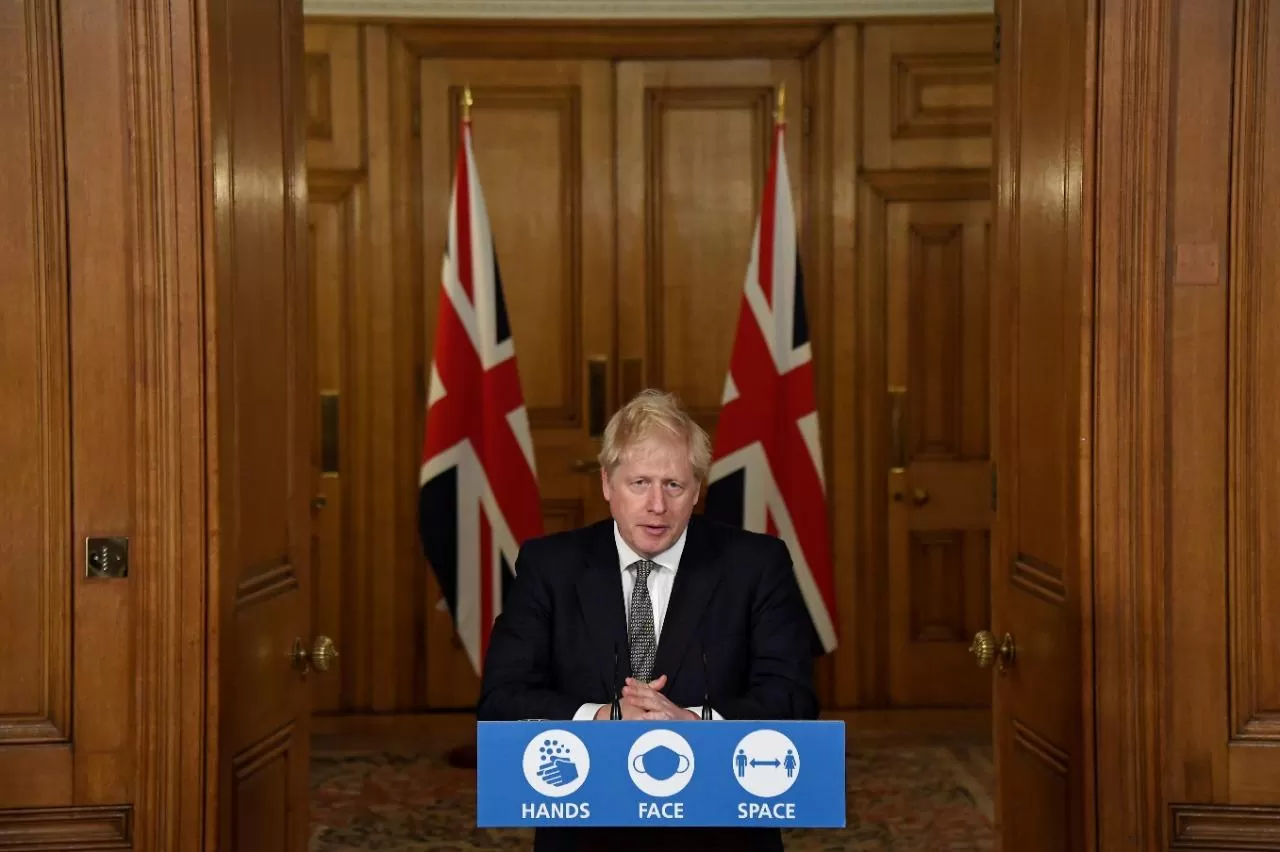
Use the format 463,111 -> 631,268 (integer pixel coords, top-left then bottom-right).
993,11 -> 1002,65
990,464 -> 998,511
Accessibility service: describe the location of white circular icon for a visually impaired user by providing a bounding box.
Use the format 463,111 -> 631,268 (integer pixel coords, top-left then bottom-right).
627,729 -> 695,797
522,729 -> 590,797
731,730 -> 800,798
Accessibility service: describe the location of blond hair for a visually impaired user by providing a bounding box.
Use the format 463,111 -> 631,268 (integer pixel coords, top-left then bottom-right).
598,389 -> 712,481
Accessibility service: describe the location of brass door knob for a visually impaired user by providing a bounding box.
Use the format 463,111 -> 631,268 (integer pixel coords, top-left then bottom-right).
572,458 -> 601,474
911,488 -> 930,506
970,630 -> 1015,673
311,635 -> 339,672
291,635 -> 339,674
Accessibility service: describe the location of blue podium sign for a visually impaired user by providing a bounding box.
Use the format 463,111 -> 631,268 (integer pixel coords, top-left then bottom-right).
477,720 -> 845,828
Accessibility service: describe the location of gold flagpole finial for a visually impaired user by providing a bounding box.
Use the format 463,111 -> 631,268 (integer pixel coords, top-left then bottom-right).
462,85 -> 473,121
774,83 -> 786,126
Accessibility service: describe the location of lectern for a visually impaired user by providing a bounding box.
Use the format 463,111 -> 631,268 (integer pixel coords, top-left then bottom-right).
477,720 -> 845,828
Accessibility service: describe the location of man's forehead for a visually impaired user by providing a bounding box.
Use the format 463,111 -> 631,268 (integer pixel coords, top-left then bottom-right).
615,438 -> 692,471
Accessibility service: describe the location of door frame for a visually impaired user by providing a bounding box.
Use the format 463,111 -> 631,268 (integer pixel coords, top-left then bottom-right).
151,7 -> 1180,851
122,1 -> 210,851
1090,0 -> 1175,847
370,18 -> 852,710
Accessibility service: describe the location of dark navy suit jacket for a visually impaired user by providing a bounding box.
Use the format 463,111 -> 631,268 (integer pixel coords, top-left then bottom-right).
477,515 -> 818,851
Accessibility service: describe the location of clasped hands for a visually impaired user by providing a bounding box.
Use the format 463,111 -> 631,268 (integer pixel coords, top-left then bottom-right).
594,674 -> 698,721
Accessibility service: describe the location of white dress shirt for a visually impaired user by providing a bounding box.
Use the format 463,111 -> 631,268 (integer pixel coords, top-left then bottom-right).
574,523 -> 721,720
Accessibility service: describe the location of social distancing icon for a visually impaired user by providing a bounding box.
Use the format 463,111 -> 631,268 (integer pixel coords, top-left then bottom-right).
731,730 -> 799,798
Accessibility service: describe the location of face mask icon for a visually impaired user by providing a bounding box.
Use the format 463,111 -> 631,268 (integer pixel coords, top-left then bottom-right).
631,745 -> 691,782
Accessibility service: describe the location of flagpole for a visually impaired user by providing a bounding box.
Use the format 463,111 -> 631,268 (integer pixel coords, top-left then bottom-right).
443,80 -> 481,773
775,82 -> 785,126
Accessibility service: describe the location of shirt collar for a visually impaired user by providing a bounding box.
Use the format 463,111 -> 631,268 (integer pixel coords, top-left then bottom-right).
613,521 -> 687,575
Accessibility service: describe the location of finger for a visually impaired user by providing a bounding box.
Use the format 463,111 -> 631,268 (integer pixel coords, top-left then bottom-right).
649,674 -> 668,689
630,692 -> 678,713
643,709 -> 680,721
622,685 -> 664,703
623,692 -> 662,711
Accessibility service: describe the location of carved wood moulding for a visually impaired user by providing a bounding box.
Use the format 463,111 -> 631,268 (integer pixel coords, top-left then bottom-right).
303,0 -> 993,19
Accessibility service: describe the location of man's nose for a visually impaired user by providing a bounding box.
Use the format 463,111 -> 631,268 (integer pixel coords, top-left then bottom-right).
646,486 -> 667,513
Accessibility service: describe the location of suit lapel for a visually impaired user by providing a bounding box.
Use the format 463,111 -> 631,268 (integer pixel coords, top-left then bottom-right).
652,517 -> 725,683
576,521 -> 630,695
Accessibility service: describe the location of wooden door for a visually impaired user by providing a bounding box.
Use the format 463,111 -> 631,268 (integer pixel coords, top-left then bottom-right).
0,0 -> 135,821
988,0 -> 1091,848
615,59 -> 805,455
208,0 -> 315,849
418,58 -> 615,706
884,196 -> 992,708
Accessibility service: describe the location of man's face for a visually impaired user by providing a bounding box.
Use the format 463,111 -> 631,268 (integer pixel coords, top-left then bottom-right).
601,434 -> 700,558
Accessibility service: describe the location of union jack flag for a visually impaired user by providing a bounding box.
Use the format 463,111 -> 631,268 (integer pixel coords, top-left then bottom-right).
703,118 -> 838,653
419,113 -> 542,675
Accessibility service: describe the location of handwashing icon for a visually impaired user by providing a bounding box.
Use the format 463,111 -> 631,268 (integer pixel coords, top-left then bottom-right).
631,744 -> 691,782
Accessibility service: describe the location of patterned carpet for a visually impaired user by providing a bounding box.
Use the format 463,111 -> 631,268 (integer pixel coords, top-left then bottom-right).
310,731 -> 993,851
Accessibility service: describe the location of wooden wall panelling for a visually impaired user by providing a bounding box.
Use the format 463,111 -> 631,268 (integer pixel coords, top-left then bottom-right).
0,806 -> 133,851
388,29 -> 429,713
390,21 -> 828,60
305,24 -> 363,171
861,22 -> 995,171
1170,804 -> 1280,851
805,24 -> 859,709
305,24 -> 424,717
1,0 -> 207,846
361,26 -> 407,715
417,56 -> 615,708
207,0 -> 313,848
1227,5 -> 1280,798
1097,0 -> 1280,838
615,57 -> 806,444
63,0 -> 137,807
0,0 -> 74,809
1163,0 -> 1233,818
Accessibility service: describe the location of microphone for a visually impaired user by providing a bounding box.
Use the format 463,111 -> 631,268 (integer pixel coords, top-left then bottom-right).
700,644 -> 714,720
610,642 -> 623,720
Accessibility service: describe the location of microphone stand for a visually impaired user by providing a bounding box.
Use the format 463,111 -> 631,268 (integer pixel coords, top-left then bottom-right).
610,642 -> 623,720
700,646 -> 714,720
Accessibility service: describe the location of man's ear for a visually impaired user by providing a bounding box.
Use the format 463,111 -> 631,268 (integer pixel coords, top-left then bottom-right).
600,465 -> 611,502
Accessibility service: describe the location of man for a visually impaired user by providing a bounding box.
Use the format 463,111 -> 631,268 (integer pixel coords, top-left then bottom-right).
478,389 -> 817,851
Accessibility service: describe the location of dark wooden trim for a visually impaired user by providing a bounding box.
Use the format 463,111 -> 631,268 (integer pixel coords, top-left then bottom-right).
1171,805 -> 1280,851
861,168 -> 992,200
390,21 -> 831,58
0,806 -> 132,850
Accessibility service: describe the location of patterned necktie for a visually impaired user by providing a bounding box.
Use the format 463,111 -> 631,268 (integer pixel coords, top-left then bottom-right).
628,560 -> 657,683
